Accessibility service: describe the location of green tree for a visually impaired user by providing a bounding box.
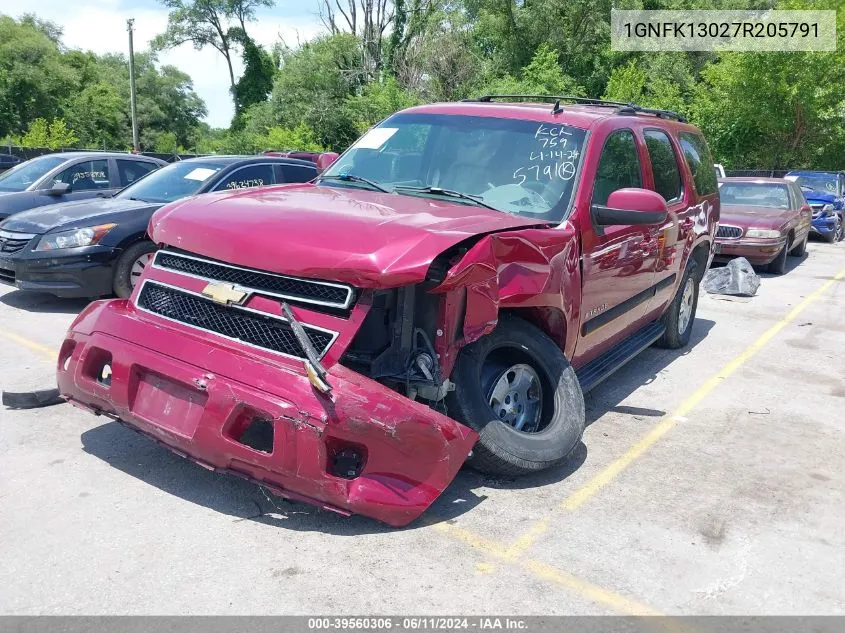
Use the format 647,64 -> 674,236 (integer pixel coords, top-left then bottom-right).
261,34 -> 367,151
153,0 -> 274,108
0,15 -> 75,137
232,37 -> 276,127
479,43 -> 583,97
21,118 -> 79,149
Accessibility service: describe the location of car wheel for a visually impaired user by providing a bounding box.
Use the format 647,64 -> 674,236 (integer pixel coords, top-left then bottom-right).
836,215 -> 845,242
655,259 -> 699,349
767,243 -> 788,274
789,233 -> 808,257
445,316 -> 585,476
113,240 -> 157,298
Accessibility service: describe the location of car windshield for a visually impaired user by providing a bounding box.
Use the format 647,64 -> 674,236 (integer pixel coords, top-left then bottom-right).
719,182 -> 790,209
319,112 -> 588,221
117,161 -> 223,203
0,155 -> 67,192
785,174 -> 839,194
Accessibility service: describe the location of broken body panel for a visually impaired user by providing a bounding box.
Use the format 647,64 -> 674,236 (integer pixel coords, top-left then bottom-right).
58,102 -> 717,525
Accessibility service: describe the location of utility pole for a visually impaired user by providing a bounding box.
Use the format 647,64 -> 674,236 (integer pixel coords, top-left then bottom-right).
127,19 -> 140,153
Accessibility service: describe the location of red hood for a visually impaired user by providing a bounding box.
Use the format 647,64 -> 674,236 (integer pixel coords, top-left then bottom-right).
149,184 -> 546,287
719,205 -> 792,230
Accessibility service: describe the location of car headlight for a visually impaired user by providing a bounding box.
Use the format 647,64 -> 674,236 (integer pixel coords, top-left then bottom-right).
745,229 -> 781,239
35,224 -> 117,251
822,204 -> 835,215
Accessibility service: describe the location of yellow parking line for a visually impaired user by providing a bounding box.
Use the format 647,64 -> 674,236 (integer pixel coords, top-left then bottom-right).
433,521 -> 662,615
523,559 -> 662,616
506,268 -> 845,557
0,331 -> 57,361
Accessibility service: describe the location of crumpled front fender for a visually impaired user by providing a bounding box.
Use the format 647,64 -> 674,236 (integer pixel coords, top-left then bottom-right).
431,223 -> 582,377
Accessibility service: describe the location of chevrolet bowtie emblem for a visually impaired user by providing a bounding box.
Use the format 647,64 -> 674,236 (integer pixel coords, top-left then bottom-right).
202,282 -> 248,306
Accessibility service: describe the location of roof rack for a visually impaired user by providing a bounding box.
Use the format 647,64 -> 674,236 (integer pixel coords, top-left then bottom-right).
462,95 -> 688,123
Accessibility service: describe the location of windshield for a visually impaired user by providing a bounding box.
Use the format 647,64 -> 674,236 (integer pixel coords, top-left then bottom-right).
785,174 -> 839,194
719,182 -> 790,209
320,113 -> 587,221
117,161 -> 223,204
0,155 -> 66,192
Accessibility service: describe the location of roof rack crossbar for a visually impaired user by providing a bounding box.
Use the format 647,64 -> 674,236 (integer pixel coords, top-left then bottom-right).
462,94 -> 687,123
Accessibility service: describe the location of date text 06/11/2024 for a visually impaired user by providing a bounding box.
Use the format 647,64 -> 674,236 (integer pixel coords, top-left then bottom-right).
307,618 -> 529,630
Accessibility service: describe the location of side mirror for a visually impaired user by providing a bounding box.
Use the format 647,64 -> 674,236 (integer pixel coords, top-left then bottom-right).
46,181 -> 71,196
316,152 -> 340,172
593,188 -> 668,226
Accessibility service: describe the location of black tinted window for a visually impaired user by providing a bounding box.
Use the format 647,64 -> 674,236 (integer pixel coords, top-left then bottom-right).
593,130 -> 642,206
214,164 -> 275,191
118,160 -> 158,186
280,164 -> 317,183
679,132 -> 717,196
55,159 -> 110,191
644,130 -> 682,202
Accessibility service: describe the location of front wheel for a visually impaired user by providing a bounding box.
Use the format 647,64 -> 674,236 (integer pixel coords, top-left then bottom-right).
446,317 -> 585,476
655,260 -> 699,349
113,240 -> 157,298
767,242 -> 788,274
836,215 -> 845,242
789,233 -> 807,257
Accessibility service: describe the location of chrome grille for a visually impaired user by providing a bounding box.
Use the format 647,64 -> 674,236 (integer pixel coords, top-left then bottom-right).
136,281 -> 335,360
0,230 -> 35,254
153,250 -> 354,309
716,225 -> 743,239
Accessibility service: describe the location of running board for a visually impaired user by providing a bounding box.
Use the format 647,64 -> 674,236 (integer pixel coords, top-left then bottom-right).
575,322 -> 665,393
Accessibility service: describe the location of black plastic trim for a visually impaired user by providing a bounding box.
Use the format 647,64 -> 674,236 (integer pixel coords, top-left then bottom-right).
582,273 -> 676,336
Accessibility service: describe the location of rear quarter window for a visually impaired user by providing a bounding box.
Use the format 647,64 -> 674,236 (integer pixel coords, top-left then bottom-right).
679,132 -> 717,196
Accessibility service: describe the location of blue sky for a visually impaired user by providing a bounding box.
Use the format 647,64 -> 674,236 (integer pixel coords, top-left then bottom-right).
14,0 -> 324,128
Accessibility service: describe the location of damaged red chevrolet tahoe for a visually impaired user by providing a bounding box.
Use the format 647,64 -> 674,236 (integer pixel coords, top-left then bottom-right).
57,97 -> 719,526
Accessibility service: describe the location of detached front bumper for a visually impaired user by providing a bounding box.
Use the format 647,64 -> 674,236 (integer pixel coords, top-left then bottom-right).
57,299 -> 477,527
713,237 -> 786,265
0,245 -> 117,298
810,215 -> 838,236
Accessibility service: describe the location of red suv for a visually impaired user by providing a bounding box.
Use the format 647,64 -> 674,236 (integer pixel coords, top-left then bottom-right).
58,96 -> 718,526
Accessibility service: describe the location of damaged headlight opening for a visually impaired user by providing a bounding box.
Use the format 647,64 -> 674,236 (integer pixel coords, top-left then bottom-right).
745,229 -> 781,239
821,204 -> 835,216
35,223 -> 117,251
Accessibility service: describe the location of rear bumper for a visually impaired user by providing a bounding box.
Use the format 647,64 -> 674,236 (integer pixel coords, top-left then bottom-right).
0,247 -> 117,298
57,299 -> 477,527
713,237 -> 785,265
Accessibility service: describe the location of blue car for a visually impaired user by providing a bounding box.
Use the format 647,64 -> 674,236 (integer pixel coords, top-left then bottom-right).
784,170 -> 845,242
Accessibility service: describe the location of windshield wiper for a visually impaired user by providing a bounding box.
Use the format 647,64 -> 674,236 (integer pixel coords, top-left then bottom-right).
320,172 -> 391,193
394,185 -> 502,213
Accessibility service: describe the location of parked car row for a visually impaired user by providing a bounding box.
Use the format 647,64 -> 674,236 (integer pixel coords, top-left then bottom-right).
2,97 -> 841,528
0,154 -> 320,298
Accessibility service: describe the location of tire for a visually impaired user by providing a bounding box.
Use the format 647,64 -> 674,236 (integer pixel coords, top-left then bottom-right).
113,240 -> 157,298
767,242 -> 788,275
655,259 -> 699,349
789,233 -> 807,257
445,316 -> 585,476
836,215 -> 845,242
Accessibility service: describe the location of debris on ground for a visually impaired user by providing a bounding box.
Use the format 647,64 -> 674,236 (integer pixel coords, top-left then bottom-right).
703,258 -> 761,297
2,388 -> 64,409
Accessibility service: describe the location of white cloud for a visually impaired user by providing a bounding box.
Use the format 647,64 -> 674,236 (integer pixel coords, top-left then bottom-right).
12,0 -> 323,128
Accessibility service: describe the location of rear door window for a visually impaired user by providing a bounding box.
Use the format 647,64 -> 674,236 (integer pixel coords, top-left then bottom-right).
279,164 -> 318,183
213,164 -> 275,191
679,132 -> 717,196
54,159 -> 111,191
118,159 -> 158,186
644,130 -> 682,203
592,129 -> 642,206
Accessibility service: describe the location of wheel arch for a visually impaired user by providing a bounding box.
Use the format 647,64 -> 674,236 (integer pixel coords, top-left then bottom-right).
689,240 -> 711,282
499,307 -> 568,357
